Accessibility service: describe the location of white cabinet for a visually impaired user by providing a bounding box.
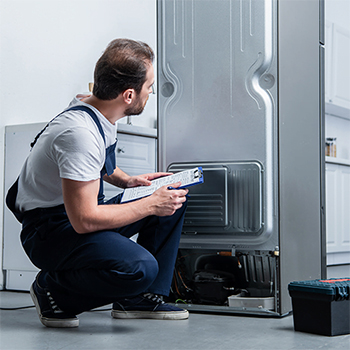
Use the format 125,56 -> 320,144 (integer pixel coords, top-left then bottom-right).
325,21 -> 350,110
3,124 -> 45,290
3,123 -> 157,291
325,162 -> 350,266
325,0 -> 350,270
104,129 -> 157,200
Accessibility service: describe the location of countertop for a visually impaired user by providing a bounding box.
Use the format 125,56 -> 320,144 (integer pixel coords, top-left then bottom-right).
117,123 -> 157,138
325,156 -> 350,167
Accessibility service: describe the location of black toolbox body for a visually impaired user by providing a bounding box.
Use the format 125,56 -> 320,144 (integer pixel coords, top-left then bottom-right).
288,278 -> 350,336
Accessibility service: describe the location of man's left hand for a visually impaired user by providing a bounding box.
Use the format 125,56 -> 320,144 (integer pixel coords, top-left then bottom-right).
126,172 -> 172,188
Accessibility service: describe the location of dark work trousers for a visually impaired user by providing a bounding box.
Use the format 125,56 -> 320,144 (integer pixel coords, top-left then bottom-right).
21,193 -> 187,315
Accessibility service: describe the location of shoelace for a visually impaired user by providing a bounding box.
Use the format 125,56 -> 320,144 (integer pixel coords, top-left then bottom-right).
143,293 -> 165,305
46,291 -> 64,314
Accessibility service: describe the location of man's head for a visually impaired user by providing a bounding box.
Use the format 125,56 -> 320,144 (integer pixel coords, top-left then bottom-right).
93,39 -> 154,102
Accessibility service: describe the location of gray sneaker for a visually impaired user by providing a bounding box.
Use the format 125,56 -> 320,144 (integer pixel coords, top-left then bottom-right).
112,293 -> 189,320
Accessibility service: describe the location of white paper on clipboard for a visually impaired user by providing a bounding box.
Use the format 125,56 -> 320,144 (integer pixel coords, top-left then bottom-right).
120,167 -> 203,203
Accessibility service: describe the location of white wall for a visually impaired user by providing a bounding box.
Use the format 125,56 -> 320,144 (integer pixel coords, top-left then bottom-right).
0,0 -> 157,288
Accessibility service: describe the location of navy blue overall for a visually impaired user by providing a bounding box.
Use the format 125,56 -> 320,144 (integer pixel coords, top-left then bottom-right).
19,106 -> 187,315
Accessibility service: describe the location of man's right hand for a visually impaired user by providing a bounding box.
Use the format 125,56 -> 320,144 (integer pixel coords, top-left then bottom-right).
146,182 -> 188,217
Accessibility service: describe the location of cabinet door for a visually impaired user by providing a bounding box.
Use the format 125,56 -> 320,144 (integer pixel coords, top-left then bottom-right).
326,164 -> 338,251
326,163 -> 350,258
338,166 -> 350,249
116,133 -> 156,175
325,21 -> 333,103
330,24 -> 350,109
104,133 -> 157,200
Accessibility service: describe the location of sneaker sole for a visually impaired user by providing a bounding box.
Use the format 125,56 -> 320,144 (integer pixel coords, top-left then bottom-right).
111,309 -> 189,320
30,285 -> 79,328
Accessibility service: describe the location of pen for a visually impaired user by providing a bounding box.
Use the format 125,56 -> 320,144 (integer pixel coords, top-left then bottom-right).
167,186 -> 191,198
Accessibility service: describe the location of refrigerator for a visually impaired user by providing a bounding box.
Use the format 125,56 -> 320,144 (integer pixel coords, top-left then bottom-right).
157,0 -> 325,316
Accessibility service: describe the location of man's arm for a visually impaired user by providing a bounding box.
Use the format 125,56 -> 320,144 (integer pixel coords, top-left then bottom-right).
62,177 -> 188,234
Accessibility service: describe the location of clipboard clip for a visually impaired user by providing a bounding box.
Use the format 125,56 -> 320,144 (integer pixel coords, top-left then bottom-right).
194,168 -> 203,179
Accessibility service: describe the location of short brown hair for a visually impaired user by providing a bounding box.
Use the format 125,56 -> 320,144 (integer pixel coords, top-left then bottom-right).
93,39 -> 154,100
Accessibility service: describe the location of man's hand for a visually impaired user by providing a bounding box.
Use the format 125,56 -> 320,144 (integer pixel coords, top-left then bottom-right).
125,172 -> 173,188
145,181 -> 188,217
104,168 -> 173,189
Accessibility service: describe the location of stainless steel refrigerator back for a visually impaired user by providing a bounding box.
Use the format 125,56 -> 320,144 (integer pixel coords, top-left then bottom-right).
157,0 -> 325,316
158,0 -> 277,250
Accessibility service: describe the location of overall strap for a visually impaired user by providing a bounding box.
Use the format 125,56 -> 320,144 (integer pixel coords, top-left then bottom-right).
68,106 -> 106,145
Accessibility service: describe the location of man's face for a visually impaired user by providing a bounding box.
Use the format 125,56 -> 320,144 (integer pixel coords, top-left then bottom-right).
124,62 -> 155,116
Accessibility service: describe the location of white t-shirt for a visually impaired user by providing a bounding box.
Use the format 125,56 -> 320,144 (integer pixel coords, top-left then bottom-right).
16,97 -> 117,211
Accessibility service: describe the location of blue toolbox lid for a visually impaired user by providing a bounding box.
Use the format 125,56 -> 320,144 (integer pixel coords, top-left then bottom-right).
288,278 -> 350,301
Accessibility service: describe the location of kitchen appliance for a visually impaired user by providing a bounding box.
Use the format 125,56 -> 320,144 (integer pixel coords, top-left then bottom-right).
157,0 -> 326,316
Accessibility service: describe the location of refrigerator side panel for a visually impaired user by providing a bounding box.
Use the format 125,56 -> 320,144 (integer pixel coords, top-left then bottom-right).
278,0 -> 323,315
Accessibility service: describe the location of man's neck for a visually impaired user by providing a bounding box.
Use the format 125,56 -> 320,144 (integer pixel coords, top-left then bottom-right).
82,95 -> 125,125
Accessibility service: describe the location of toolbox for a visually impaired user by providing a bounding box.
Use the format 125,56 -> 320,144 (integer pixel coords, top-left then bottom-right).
288,278 -> 350,336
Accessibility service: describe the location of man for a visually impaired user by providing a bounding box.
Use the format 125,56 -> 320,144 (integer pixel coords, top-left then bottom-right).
11,39 -> 189,328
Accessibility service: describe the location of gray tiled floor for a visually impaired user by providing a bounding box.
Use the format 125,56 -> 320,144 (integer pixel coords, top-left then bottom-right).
0,291 -> 349,350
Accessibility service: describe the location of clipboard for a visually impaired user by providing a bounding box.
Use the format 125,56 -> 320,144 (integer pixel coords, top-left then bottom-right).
120,167 -> 204,203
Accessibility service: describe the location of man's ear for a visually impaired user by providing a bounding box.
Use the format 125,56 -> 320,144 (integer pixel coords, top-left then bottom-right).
122,89 -> 135,105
